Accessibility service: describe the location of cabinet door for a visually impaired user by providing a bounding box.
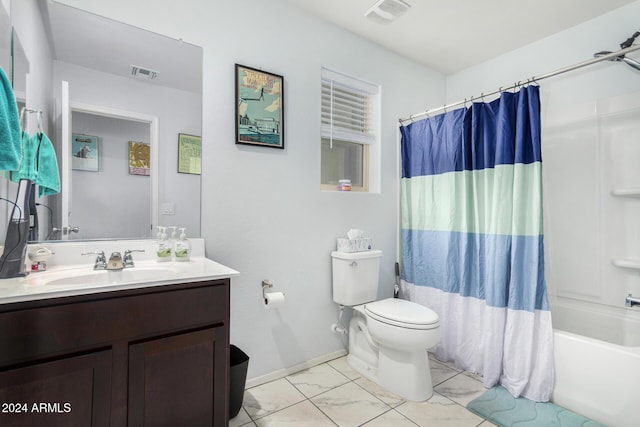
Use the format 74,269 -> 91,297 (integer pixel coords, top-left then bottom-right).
0,350 -> 112,427
128,327 -> 227,427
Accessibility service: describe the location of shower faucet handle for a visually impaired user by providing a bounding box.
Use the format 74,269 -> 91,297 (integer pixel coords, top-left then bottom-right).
625,294 -> 640,308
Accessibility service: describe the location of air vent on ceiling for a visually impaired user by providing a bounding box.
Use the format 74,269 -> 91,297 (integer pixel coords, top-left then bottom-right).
364,0 -> 411,24
130,64 -> 159,80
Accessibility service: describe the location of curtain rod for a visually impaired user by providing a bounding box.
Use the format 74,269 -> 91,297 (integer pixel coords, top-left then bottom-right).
399,44 -> 640,125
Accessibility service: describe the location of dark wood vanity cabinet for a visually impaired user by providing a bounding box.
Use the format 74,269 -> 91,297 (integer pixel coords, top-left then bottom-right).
0,279 -> 230,427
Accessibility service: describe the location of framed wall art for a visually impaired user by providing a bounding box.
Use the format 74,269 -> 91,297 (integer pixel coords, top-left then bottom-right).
128,141 -> 150,176
71,133 -> 99,172
235,64 -> 284,149
177,133 -> 201,175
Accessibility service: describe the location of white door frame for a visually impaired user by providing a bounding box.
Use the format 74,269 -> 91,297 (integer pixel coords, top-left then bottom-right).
67,101 -> 159,236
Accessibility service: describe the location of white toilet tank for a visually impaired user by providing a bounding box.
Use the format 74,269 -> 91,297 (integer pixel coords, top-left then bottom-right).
331,250 -> 382,306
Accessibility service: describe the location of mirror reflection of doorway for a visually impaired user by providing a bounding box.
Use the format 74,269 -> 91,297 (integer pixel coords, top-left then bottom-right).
69,111 -> 151,240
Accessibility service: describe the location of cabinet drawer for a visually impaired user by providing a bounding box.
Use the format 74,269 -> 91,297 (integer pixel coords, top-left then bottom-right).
0,282 -> 228,366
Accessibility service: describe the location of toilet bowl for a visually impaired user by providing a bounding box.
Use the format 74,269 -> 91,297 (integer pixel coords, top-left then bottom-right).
331,250 -> 440,401
348,298 -> 439,401
365,298 -> 439,350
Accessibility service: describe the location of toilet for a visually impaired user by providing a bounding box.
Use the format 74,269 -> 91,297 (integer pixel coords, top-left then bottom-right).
331,250 -> 440,401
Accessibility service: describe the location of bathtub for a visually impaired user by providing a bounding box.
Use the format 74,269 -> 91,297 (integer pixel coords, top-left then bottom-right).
551,297 -> 640,427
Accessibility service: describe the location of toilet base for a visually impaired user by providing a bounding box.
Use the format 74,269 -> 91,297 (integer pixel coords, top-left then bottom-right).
378,346 -> 433,401
347,315 -> 434,401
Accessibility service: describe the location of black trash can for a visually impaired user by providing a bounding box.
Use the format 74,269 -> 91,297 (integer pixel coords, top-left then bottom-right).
229,345 -> 249,419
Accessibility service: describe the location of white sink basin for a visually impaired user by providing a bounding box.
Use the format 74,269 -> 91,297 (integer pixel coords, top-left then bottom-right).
42,266 -> 180,287
0,239 -> 240,305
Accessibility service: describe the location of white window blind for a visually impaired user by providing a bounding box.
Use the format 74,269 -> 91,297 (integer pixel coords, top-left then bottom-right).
321,69 -> 377,145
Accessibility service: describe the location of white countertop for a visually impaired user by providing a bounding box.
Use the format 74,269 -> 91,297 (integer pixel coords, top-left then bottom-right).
0,239 -> 239,305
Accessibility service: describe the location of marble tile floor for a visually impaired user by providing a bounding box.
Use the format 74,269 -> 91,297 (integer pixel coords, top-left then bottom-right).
231,353 -> 496,427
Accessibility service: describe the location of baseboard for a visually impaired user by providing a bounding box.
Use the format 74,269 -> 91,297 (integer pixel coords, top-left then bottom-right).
245,349 -> 348,389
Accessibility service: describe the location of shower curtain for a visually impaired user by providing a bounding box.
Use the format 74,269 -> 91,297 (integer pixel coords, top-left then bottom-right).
399,86 -> 554,402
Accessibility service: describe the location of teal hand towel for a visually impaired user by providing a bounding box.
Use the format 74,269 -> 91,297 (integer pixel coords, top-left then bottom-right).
10,132 -> 61,197
0,66 -> 22,171
35,132 -> 61,197
10,131 -> 36,181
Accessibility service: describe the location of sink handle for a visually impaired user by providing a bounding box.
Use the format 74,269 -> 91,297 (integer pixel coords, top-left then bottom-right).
123,249 -> 145,268
82,251 -> 107,270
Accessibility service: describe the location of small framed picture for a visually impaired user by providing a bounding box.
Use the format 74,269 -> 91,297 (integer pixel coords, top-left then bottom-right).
177,133 -> 201,175
128,141 -> 150,176
235,64 -> 284,149
71,134 -> 99,172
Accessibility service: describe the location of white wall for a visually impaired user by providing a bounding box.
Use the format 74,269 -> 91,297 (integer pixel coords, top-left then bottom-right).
446,2 -> 640,106
446,1 -> 640,308
57,0 -> 445,380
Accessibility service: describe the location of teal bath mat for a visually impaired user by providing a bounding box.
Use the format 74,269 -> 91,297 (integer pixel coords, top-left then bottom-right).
467,386 -> 605,427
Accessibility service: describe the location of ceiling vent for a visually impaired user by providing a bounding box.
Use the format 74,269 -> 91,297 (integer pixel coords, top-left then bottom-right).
364,0 -> 411,24
130,64 -> 159,80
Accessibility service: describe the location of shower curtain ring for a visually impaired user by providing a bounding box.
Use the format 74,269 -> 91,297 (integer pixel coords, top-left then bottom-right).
481,92 -> 485,102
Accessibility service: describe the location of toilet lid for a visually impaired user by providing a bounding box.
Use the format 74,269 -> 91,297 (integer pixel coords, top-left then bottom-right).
365,298 -> 439,329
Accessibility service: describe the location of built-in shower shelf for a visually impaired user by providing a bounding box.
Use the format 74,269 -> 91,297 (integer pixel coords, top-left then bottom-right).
611,188 -> 640,197
612,258 -> 640,270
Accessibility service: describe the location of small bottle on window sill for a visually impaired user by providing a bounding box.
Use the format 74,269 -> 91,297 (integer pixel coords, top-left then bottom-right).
338,179 -> 352,191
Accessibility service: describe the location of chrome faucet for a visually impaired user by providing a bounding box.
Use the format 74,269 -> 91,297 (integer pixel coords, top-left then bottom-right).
83,249 -> 146,270
625,294 -> 640,308
123,249 -> 145,268
82,251 -> 107,270
106,252 -> 124,270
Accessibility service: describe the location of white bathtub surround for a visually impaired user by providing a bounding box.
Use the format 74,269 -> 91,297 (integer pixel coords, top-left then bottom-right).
542,88 -> 640,426
551,297 -> 640,427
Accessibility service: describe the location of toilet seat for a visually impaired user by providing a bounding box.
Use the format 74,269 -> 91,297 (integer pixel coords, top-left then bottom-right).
365,298 -> 439,330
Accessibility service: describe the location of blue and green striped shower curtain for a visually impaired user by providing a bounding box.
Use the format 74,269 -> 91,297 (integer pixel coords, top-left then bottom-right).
399,86 -> 553,402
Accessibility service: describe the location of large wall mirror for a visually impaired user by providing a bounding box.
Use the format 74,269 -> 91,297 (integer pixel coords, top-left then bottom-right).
0,1 -> 10,81
5,0 -> 202,244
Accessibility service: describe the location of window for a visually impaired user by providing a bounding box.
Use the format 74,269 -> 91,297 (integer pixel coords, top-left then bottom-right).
321,68 -> 380,192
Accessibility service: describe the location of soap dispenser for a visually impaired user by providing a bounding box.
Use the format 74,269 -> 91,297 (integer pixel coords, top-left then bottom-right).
174,228 -> 191,262
156,226 -> 172,262
168,226 -> 178,260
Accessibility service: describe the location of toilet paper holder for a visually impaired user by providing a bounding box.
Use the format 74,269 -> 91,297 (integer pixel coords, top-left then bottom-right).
262,279 -> 273,304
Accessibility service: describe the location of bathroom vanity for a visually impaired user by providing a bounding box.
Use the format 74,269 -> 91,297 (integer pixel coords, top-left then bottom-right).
0,239 -> 238,427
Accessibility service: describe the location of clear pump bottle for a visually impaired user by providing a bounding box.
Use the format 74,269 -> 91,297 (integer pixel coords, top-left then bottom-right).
168,226 -> 178,258
156,226 -> 172,262
174,228 -> 191,262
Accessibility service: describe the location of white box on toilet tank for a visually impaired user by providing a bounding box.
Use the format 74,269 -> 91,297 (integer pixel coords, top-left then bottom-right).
331,250 -> 382,306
